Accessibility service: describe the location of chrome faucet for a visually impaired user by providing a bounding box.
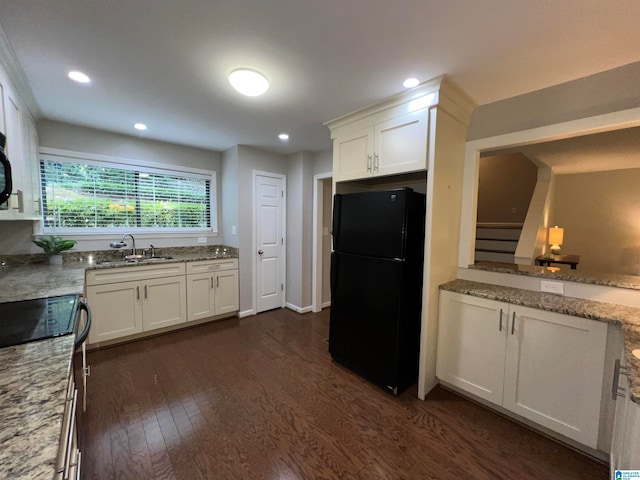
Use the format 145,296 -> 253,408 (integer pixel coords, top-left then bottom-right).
109,233 -> 136,256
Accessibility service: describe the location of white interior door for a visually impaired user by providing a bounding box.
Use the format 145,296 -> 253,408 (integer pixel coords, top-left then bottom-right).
255,173 -> 285,313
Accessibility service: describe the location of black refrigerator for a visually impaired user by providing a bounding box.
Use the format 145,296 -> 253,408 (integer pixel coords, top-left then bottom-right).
329,187 -> 426,395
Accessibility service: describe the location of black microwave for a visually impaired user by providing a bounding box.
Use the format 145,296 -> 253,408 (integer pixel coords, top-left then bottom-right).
0,131 -> 12,205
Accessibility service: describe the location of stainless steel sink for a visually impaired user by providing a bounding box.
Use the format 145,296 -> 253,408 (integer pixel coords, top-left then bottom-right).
145,256 -> 172,261
124,254 -> 145,261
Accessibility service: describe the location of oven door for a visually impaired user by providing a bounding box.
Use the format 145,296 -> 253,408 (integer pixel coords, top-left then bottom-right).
0,132 -> 12,205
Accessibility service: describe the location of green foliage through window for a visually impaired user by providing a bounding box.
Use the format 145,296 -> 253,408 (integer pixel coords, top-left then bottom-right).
40,158 -> 214,232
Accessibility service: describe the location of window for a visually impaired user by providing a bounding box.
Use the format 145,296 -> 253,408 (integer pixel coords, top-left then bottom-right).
40,154 -> 216,234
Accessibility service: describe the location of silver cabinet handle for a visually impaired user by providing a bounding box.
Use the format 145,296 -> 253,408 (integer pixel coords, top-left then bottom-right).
136,286 -> 140,300
511,312 -> 516,335
367,154 -> 372,172
612,358 -> 630,401
216,276 -> 220,288
499,309 -> 503,332
211,277 -> 214,289
373,153 -> 379,172
144,284 -> 148,299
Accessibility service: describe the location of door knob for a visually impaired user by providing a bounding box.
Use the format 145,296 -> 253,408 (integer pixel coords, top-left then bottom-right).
258,250 -> 264,255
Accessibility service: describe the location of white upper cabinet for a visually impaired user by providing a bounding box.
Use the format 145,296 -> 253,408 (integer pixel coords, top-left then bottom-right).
0,60 -> 40,220
325,76 -> 474,183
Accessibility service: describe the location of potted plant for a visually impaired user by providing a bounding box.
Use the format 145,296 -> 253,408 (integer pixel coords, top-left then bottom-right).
32,235 -> 77,265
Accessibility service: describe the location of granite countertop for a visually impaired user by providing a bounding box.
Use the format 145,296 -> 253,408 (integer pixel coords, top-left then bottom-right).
0,252 -> 238,303
0,336 -> 75,479
441,278 -> 640,404
0,263 -> 86,303
470,262 -> 640,291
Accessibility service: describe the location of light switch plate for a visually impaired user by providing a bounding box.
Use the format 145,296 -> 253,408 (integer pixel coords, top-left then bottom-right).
541,280 -> 564,295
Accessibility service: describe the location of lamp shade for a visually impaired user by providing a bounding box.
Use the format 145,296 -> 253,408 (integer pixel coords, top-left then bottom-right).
548,226 -> 564,246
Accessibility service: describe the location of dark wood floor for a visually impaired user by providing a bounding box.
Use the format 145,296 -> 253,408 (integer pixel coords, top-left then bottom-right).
80,308 -> 608,479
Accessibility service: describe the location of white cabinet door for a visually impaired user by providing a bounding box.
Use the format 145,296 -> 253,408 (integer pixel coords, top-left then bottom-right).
332,127 -> 373,182
86,281 -> 143,343
214,269 -> 239,315
620,393 -> 640,470
436,290 -> 508,405
503,305 -> 607,448
143,275 -> 187,331
374,109 -> 428,177
611,347 -> 640,472
186,272 -> 215,322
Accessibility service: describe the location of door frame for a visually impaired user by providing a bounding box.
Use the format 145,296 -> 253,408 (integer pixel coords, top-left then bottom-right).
252,170 -> 287,313
311,172 -> 332,313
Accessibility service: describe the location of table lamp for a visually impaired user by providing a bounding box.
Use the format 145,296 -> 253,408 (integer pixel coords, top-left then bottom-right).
548,226 -> 564,255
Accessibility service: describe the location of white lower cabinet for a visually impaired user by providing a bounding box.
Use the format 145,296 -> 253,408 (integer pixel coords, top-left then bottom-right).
86,263 -> 187,344
436,290 -> 608,448
610,345 -> 640,474
186,259 -> 239,321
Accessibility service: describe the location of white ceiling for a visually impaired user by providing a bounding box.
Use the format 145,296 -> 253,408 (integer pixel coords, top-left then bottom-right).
1,0 -> 640,156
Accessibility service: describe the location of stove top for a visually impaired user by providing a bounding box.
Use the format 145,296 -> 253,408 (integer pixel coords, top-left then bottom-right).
0,294 -> 80,348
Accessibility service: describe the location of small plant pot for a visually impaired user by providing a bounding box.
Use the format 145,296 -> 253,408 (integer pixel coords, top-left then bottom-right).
49,254 -> 63,266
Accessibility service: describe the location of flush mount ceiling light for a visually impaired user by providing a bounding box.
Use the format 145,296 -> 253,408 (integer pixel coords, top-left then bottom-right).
278,133 -> 289,141
134,123 -> 147,131
403,77 -> 420,89
68,70 -> 90,84
228,69 -> 269,96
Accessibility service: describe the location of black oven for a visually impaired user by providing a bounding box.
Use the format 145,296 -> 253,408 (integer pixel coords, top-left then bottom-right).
0,131 -> 12,205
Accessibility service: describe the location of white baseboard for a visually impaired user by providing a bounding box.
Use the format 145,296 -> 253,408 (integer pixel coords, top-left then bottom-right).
322,301 -> 331,309
285,303 -> 313,314
238,309 -> 255,318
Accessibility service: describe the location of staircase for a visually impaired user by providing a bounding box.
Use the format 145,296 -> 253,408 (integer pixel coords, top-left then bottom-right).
474,223 -> 523,264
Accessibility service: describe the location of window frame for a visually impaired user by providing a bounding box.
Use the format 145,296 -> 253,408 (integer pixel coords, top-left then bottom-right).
37,148 -> 218,237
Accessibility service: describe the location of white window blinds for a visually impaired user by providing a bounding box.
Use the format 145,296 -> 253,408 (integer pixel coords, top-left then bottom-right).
40,156 -> 215,233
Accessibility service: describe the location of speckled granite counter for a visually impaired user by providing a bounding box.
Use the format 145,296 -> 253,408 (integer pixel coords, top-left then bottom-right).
0,263 -> 86,303
470,262 -> 640,291
441,279 -> 640,404
0,336 -> 75,479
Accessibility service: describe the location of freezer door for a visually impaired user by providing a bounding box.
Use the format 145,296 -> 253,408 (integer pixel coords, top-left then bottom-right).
329,252 -> 408,392
332,189 -> 411,258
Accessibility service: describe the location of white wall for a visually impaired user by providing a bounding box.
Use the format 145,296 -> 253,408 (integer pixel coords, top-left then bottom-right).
468,61 -> 640,141
286,152 -> 314,311
554,168 -> 640,275
221,147 -> 239,248
233,146 -> 289,314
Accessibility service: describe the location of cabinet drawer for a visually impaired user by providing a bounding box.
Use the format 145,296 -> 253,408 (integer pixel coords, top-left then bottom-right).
86,262 -> 186,286
186,258 -> 238,274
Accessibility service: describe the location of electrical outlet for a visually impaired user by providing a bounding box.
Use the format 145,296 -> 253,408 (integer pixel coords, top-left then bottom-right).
197,237 -> 207,244
541,280 -> 564,295
231,225 -> 237,235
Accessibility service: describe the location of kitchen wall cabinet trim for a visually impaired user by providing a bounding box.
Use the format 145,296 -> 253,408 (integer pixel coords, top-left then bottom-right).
437,290 -> 608,448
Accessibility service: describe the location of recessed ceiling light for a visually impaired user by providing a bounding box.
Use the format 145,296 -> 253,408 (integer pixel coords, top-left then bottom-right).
403,77 -> 419,89
68,71 -> 90,84
228,69 -> 269,97
278,133 -> 289,141
134,123 -> 147,131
